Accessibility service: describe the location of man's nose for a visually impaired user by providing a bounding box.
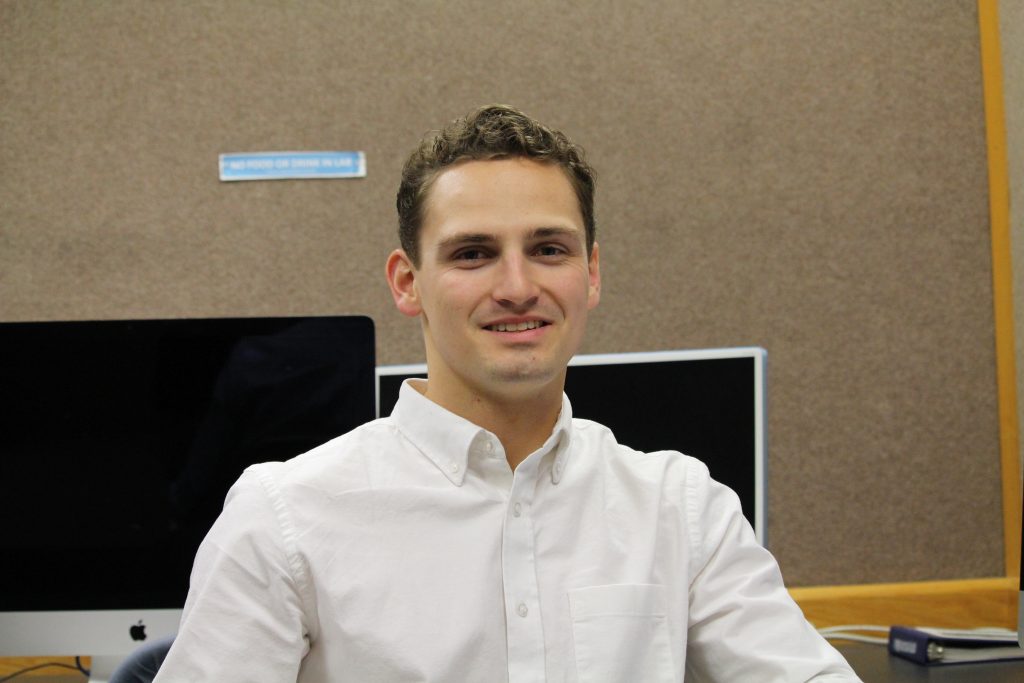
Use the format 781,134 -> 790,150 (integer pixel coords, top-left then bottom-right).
492,255 -> 540,308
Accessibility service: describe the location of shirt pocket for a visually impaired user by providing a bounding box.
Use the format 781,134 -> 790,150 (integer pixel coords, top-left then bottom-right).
568,584 -> 675,683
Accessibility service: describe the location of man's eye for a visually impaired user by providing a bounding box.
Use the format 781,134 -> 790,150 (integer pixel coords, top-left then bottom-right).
454,248 -> 488,261
537,244 -> 567,257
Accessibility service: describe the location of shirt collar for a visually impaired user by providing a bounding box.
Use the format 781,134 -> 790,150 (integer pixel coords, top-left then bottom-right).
390,379 -> 574,486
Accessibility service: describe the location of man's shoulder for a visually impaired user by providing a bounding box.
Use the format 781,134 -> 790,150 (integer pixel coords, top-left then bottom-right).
569,416 -> 709,478
244,416 -> 401,489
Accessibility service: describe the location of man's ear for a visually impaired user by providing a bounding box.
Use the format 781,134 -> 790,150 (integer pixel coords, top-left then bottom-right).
386,249 -> 421,317
587,242 -> 601,310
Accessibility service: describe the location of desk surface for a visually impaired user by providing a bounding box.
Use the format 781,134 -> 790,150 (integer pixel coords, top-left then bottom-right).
837,642 -> 1024,682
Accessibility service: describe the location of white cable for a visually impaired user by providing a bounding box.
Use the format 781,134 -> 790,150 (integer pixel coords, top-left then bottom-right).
818,625 -> 890,633
821,633 -> 890,644
817,624 -> 890,645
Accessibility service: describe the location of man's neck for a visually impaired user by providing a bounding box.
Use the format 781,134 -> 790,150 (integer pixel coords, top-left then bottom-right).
421,379 -> 563,470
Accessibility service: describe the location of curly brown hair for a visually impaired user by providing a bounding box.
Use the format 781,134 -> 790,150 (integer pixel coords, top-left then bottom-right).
396,104 -> 596,266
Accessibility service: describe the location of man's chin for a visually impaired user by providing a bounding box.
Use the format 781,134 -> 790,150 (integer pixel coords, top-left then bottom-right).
485,363 -> 564,391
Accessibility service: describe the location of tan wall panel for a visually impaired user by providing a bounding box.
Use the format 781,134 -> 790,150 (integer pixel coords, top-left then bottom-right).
0,0 -> 1001,585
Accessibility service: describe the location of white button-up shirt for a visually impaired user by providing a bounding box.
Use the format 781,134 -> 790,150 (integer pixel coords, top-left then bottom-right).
155,380 -> 860,682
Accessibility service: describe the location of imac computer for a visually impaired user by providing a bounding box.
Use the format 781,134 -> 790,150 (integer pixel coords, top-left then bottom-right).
377,347 -> 768,545
0,316 -> 376,678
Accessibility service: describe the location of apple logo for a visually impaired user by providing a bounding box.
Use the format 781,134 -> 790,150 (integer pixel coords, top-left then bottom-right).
130,620 -> 147,642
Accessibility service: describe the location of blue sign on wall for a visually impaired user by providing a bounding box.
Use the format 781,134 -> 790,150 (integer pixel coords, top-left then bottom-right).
219,151 -> 366,181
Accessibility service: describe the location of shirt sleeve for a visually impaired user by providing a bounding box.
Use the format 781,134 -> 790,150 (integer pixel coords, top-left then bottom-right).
153,464 -> 310,683
681,460 -> 862,683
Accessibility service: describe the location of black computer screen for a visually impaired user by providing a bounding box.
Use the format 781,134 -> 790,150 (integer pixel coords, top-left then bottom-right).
0,316 -> 375,611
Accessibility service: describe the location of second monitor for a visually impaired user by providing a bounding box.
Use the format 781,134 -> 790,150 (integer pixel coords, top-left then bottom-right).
377,347 -> 768,545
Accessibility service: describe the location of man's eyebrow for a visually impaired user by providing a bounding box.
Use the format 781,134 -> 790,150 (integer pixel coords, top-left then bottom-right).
436,232 -> 497,251
529,226 -> 583,241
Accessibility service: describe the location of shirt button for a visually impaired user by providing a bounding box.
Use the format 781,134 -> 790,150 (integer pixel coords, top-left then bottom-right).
512,502 -> 522,517
448,461 -> 460,473
517,603 -> 528,618
485,441 -> 494,452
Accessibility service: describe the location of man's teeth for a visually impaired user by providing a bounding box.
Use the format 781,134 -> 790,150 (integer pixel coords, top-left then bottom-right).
490,321 -> 543,332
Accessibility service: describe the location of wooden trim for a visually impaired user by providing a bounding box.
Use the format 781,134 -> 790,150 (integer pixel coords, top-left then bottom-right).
790,577 -> 1018,629
978,0 -> 1022,578
0,656 -> 87,678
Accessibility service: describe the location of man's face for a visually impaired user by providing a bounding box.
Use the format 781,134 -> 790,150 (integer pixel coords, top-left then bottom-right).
387,157 -> 601,407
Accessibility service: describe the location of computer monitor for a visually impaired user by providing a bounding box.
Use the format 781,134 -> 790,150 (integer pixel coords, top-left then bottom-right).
377,347 -> 768,545
0,315 -> 376,676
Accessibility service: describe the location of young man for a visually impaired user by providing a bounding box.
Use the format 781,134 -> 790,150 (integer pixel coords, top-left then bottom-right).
154,105 -> 860,681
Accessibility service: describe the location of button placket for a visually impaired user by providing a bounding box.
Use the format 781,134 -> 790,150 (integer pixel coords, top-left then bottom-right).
501,459 -> 545,681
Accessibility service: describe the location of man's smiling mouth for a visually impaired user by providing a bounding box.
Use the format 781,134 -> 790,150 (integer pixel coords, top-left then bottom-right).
485,321 -> 549,332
